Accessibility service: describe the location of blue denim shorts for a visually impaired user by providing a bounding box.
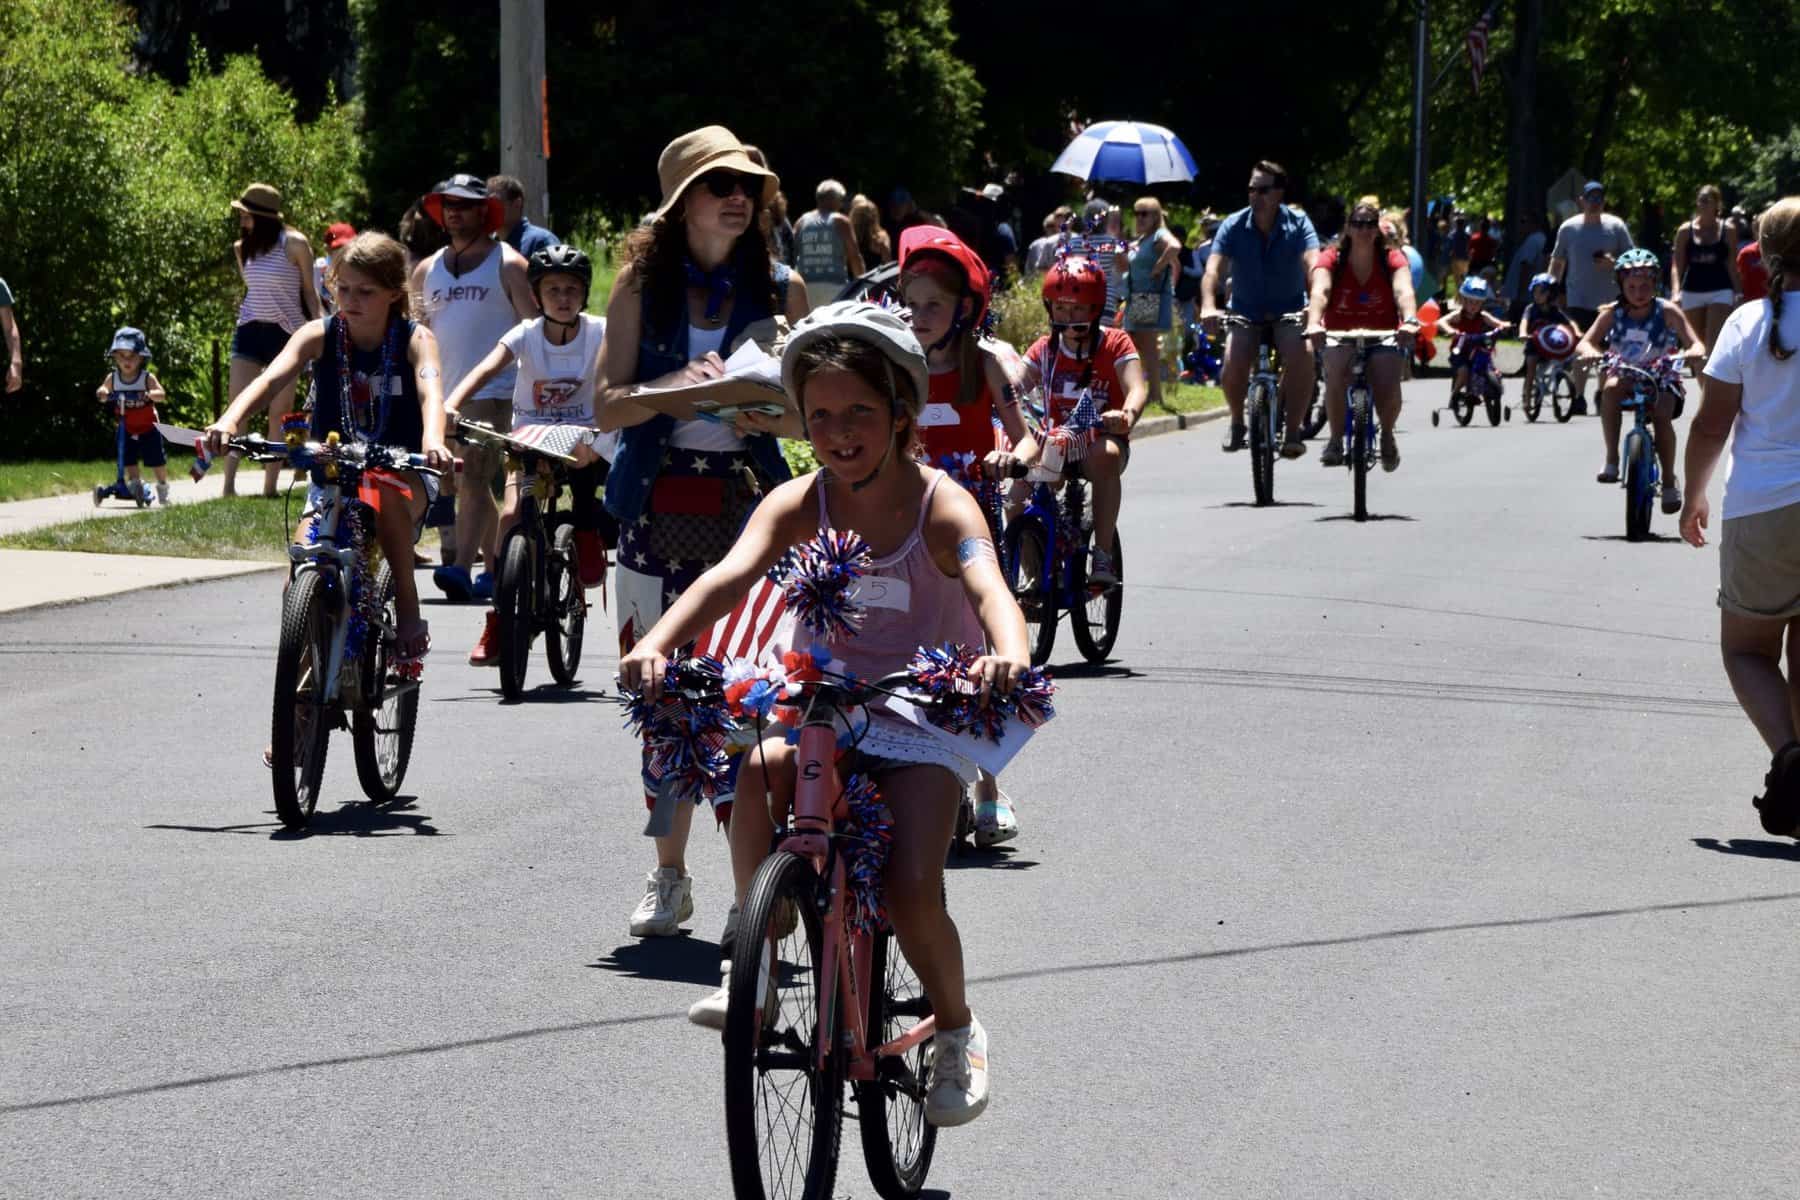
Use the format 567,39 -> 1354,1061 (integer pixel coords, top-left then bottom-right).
231,320 -> 290,366
122,429 -> 165,468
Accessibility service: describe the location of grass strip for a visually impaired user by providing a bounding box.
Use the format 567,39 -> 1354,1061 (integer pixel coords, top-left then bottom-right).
0,495 -> 294,562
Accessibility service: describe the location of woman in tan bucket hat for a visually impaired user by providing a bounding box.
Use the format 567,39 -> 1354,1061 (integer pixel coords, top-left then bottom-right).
222,183 -> 322,496
597,126 -> 811,941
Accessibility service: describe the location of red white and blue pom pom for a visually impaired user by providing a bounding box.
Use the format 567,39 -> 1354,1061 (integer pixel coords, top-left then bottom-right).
905,642 -> 1057,742
838,773 -> 893,934
623,656 -> 735,802
776,532 -> 873,640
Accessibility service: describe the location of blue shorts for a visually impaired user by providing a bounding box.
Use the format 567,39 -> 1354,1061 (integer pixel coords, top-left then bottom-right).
231,319 -> 290,366
123,429 -> 165,468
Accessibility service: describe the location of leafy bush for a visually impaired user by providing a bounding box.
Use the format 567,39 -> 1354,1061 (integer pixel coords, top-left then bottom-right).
0,0 -> 361,459
1731,125 -> 1800,213
991,274 -> 1048,353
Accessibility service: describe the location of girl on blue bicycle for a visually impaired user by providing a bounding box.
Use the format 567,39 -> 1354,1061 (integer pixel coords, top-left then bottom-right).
1577,248 -> 1705,510
618,301 -> 1032,1129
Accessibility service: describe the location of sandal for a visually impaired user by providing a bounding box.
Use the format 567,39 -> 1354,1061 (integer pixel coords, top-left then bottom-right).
395,619 -> 431,680
1753,741 -> 1800,836
1596,463 -> 1620,484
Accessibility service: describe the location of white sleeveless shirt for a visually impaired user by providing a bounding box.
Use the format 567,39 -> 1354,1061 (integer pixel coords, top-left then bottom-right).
422,244 -> 517,401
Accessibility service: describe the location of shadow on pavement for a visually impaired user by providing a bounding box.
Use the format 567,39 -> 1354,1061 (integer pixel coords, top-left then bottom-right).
1209,500 -> 1323,509
1582,533 -> 1684,544
947,846 -> 1038,872
1692,836 -> 1800,861
432,687 -> 611,705
590,935 -> 721,986
146,797 -> 439,839
1044,661 -> 1142,681
1315,512 -> 1417,523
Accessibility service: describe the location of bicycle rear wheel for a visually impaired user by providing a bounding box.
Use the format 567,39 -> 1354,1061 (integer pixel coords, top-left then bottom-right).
1070,530 -> 1122,662
1247,380 -> 1275,505
545,523 -> 585,686
352,563 -> 418,802
1522,366 -> 1543,422
271,570 -> 332,828
1624,429 -> 1655,541
496,530 -> 534,700
1451,390 -> 1475,426
1551,370 -> 1577,423
857,930 -> 938,1199
1002,517 -> 1056,666
725,850 -> 842,1200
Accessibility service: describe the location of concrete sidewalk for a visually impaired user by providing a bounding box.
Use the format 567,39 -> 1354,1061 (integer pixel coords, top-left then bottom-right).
0,548 -> 278,613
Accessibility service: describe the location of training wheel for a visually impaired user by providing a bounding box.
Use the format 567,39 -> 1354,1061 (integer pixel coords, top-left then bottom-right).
1431,411 -> 1440,427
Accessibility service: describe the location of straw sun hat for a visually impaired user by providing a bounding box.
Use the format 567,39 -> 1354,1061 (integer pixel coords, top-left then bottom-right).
653,126 -> 778,219
231,183 -> 283,221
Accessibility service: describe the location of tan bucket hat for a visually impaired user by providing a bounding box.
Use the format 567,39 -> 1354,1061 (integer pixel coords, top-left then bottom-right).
653,126 -> 778,219
231,183 -> 284,221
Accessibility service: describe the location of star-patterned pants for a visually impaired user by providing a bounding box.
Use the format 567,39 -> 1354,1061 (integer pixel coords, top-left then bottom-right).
615,446 -> 759,826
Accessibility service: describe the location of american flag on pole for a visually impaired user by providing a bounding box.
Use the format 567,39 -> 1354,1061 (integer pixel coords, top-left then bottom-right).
693,572 -> 791,664
1467,3 -> 1496,92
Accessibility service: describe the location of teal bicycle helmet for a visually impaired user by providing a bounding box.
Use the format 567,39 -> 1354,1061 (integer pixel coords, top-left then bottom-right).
1614,247 -> 1659,275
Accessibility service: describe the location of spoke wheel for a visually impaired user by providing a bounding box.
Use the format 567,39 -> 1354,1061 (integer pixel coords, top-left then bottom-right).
1070,529 -> 1122,663
1522,367 -> 1544,422
857,931 -> 938,1199
725,851 -> 842,1200
1002,516 -> 1057,666
545,524 -> 585,686
1351,398 -> 1371,523
496,530 -> 534,700
1624,429 -> 1655,541
352,563 -> 418,802
1248,382 -> 1276,506
271,570 -> 332,828
1551,370 -> 1577,423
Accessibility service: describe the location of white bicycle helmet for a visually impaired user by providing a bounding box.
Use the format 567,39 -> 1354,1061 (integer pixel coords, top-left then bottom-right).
781,300 -> 930,422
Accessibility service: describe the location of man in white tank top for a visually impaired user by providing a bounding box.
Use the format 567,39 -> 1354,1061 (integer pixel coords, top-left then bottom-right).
411,173 -> 538,600
792,179 -> 865,312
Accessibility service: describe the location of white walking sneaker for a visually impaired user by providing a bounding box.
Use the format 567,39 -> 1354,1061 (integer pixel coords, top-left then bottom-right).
688,942 -> 778,1032
973,789 -> 1018,848
925,1016 -> 990,1127
628,867 -> 693,938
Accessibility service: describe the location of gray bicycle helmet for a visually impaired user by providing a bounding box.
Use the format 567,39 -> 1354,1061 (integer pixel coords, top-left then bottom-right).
781,300 -> 929,422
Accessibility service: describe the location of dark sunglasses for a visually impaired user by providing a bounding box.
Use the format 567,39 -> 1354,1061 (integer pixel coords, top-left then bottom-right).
700,171 -> 758,200
1348,218 -> 1379,229
1248,184 -> 1276,195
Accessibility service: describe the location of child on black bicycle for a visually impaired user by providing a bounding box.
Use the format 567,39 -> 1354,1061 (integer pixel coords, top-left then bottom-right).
93,327 -> 170,507
1445,276 -> 1512,399
618,301 -> 1034,1129
1575,247 -> 1706,509
207,232 -> 450,676
443,244 -> 613,667
1518,273 -> 1584,414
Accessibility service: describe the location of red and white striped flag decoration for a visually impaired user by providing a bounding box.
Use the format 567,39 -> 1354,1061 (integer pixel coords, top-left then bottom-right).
1467,3 -> 1496,93
693,573 -> 791,664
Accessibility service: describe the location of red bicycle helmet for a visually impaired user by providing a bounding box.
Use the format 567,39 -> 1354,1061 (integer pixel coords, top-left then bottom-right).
897,226 -> 992,328
1041,256 -> 1107,310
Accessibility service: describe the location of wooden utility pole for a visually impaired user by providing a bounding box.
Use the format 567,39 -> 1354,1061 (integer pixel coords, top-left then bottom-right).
499,0 -> 549,226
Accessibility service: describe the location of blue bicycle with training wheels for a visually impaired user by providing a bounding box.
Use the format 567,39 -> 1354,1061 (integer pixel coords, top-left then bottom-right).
1605,353 -> 1684,542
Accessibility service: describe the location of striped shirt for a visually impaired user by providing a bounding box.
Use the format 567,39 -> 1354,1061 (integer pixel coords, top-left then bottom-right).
236,230 -> 308,333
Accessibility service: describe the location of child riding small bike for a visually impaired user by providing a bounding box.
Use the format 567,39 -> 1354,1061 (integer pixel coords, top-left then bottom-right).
1445,276 -> 1512,400
93,327 -> 170,507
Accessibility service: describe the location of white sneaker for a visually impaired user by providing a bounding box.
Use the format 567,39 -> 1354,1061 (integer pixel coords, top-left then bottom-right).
1662,477 -> 1683,515
628,867 -> 693,938
973,789 -> 1018,848
155,481 -> 170,506
688,946 -> 778,1032
925,1016 -> 990,1127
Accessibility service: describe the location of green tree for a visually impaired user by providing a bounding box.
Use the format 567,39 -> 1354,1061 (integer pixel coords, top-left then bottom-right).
1731,126 -> 1800,213
0,0 -> 359,458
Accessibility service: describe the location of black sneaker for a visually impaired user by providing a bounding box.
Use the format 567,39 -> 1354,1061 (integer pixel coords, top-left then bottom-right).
1754,742 -> 1800,836
1571,394 -> 1589,417
1221,423 -> 1246,452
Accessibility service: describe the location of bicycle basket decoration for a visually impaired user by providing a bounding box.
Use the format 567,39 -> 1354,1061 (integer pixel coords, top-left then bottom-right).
623,655 -> 735,803
776,529 -> 873,640
1532,324 -> 1575,360
1041,389 -> 1104,467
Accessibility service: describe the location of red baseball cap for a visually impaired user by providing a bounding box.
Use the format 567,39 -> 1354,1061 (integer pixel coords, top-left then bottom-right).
325,222 -> 356,250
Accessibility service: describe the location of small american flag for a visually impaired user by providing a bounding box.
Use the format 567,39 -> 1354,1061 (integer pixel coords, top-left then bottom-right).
1467,3 -> 1496,92
509,422 -> 587,460
694,573 -> 791,664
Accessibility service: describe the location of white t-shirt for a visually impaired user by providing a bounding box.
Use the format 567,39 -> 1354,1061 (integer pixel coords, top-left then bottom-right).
1704,293 -> 1800,520
501,314 -> 604,429
668,322 -> 746,452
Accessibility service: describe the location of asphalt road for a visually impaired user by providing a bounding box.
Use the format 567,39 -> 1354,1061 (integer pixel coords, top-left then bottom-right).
5,374 -> 1796,1199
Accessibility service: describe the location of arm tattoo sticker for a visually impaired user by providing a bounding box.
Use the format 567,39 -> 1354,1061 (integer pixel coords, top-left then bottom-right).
957,537 -> 997,567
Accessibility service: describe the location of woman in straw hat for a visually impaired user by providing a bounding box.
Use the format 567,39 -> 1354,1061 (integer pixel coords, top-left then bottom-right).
598,125 -> 811,942
221,183 -> 322,497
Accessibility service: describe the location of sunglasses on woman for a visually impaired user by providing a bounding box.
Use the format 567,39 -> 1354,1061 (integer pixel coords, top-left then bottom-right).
699,171 -> 758,200
1348,218 -> 1379,229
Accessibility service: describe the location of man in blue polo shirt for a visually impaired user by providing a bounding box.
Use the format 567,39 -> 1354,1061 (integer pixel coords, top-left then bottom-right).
1200,160 -> 1320,454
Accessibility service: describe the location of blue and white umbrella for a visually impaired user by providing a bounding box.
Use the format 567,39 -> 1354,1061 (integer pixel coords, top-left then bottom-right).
1051,120 -> 1198,185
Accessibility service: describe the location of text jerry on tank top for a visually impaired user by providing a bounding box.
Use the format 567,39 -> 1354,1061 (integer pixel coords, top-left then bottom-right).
423,245 -> 517,400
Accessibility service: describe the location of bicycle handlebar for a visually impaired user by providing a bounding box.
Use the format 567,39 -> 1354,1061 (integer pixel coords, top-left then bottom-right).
225,432 -> 444,478
1218,311 -> 1308,329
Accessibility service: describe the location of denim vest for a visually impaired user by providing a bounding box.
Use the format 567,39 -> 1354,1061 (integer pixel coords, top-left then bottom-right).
605,263 -> 794,521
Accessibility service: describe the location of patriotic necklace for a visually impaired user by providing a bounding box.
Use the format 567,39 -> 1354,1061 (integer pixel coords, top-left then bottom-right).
338,315 -> 398,442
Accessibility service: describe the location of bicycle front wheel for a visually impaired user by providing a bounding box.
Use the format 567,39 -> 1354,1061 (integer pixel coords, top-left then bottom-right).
352,563 -> 418,802
1624,429 -> 1655,542
1002,517 -> 1056,666
1247,380 -> 1275,505
1551,370 -> 1577,423
271,570 -> 332,828
1451,391 -> 1475,426
1070,530 -> 1123,663
496,530 -> 534,700
1351,398 -> 1371,523
725,851 -> 842,1200
545,524 -> 584,686
1522,368 -> 1543,422
857,930 -> 939,1199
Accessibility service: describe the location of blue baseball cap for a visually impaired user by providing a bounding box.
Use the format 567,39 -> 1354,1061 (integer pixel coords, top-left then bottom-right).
109,327 -> 149,356
1581,180 -> 1605,198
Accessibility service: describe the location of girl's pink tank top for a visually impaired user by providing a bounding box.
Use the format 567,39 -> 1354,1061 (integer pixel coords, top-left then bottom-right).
815,470 -> 985,681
